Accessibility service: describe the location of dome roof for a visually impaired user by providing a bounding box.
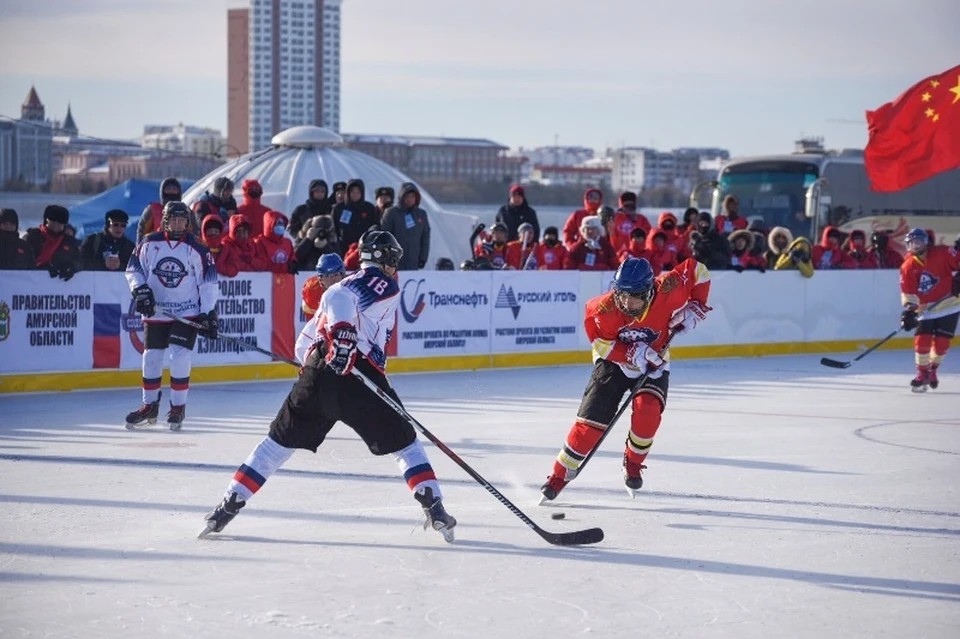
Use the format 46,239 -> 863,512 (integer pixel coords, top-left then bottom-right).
183,126 -> 476,267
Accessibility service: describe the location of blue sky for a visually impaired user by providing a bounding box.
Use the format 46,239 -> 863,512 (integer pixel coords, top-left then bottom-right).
0,0 -> 957,156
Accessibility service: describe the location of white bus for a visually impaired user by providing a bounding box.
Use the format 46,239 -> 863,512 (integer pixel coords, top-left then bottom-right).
693,151 -> 960,252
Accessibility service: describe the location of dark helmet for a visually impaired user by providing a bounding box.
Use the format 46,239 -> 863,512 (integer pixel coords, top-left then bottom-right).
162,201 -> 192,236
905,228 -> 929,254
316,253 -> 345,276
613,258 -> 655,317
491,222 -> 508,235
435,257 -> 455,271
359,230 -> 404,268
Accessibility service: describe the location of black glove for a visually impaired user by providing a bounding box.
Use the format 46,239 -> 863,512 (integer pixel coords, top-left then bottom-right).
901,308 -> 919,332
59,265 -> 76,282
325,322 -> 358,375
197,310 -> 218,340
287,260 -> 299,275
133,284 -> 155,317
953,275 -> 960,297
47,263 -> 59,278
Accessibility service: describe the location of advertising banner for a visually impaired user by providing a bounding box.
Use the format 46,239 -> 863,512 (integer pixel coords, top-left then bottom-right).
0,271 -> 96,373
489,271 -> 581,353
396,272 -> 492,357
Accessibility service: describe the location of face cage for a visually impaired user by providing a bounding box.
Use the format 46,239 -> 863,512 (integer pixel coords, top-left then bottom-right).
905,236 -> 928,254
614,288 -> 653,317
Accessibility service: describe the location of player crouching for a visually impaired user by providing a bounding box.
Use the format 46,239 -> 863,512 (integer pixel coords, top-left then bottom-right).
540,257 -> 711,501
899,228 -> 960,392
198,231 -> 457,542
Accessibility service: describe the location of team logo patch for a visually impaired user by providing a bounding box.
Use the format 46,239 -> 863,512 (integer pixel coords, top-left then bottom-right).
271,249 -> 289,264
659,274 -> 679,294
917,272 -> 939,295
0,300 -> 10,341
400,278 -> 427,323
619,326 -> 659,344
152,256 -> 188,288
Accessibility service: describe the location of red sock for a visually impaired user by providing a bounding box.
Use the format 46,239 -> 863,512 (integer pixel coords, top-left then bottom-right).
552,421 -> 604,480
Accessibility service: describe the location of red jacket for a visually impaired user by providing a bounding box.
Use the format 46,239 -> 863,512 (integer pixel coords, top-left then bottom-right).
475,240 -> 509,269
504,240 -> 541,270
610,211 -> 651,252
866,245 -> 903,269
254,210 -> 296,273
539,242 -> 567,270
200,214 -> 242,277
811,225 -> 857,270
236,179 -> 269,239
222,214 -> 268,272
564,236 -> 617,271
344,242 -> 361,270
715,213 -> 748,235
562,188 -> 603,249
646,229 -> 676,272
618,239 -> 662,273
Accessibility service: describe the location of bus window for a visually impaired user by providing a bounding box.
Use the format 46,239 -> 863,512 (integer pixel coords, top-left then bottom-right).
717,161 -> 818,238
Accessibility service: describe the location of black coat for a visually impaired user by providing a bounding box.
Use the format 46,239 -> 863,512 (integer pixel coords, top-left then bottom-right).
24,227 -> 83,275
495,201 -> 540,242
0,230 -> 35,269
80,231 -> 136,271
332,179 -> 380,253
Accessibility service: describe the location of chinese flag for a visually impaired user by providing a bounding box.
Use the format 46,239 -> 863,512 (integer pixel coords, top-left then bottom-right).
864,63 -> 960,192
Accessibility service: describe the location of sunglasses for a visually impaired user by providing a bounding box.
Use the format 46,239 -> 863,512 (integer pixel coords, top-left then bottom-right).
109,222 -> 128,228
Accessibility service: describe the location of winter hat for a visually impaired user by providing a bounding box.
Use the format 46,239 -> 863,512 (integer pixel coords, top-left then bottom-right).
104,209 -> 129,226
0,208 -> 19,228
242,179 -> 263,197
44,205 -> 69,225
509,184 -> 525,196
375,186 -> 395,199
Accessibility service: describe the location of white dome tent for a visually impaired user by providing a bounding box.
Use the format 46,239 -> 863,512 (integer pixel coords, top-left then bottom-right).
182,126 -> 477,268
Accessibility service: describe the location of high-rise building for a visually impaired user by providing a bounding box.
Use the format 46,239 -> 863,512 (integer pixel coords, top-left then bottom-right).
228,0 -> 341,155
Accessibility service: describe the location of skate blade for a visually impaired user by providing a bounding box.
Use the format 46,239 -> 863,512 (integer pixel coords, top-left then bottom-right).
911,385 -> 928,393
433,522 -> 455,543
538,495 -> 551,506
197,521 -> 217,539
625,486 -> 639,499
125,418 -> 158,430
169,422 -> 182,431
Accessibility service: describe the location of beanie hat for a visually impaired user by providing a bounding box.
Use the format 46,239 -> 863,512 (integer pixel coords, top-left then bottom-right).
510,184 -> 525,196
44,205 -> 69,225
104,209 -> 129,226
0,208 -> 19,228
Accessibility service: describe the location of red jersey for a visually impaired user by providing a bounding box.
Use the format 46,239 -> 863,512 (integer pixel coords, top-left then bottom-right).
610,212 -> 651,252
301,276 -> 326,316
539,243 -> 567,270
585,258 -> 710,377
504,240 -> 540,270
900,245 -> 960,318
475,241 -> 508,269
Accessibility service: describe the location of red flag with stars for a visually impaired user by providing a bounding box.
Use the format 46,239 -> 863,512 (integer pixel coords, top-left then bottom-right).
864,63 -> 960,192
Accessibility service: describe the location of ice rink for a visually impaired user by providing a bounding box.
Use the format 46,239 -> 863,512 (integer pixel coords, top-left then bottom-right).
2,351 -> 959,638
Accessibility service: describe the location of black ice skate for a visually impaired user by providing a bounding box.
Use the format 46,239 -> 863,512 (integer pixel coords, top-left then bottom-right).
928,365 -> 939,390
167,404 -> 185,431
414,487 -> 456,543
910,366 -> 931,393
623,456 -> 647,499
197,492 -> 245,539
539,474 -> 569,505
125,392 -> 162,429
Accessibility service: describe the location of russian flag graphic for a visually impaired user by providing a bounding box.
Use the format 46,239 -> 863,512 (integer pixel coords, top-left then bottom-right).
93,303 -> 122,369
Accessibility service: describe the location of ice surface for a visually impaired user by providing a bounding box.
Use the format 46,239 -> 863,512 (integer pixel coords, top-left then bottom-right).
2,351 -> 958,638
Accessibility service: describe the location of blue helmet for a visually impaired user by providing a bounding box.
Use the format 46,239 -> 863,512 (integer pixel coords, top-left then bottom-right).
316,253 -> 345,276
905,228 -> 929,254
613,258 -> 655,316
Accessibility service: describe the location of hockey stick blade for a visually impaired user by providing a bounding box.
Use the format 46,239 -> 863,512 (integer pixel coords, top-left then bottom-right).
537,525 -> 605,546
819,357 -> 852,369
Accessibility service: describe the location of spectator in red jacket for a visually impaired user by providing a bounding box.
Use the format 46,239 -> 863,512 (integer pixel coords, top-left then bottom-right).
254,210 -> 298,274
201,214 -> 242,277
236,179 -> 269,239
645,229 -> 674,273
222,215 -> 268,273
715,195 -> 748,235
562,187 -> 603,249
618,227 -> 662,273
866,230 -> 903,268
504,222 -> 540,270
655,211 -> 686,261
609,191 -> 651,252
343,241 -> 361,270
475,222 -> 509,269
538,226 -> 567,270
728,229 -> 767,272
812,225 -> 857,270
844,229 -> 879,269
564,216 -> 617,270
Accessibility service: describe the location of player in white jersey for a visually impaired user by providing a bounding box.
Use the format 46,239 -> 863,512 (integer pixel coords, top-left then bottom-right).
198,231 -> 458,542
124,202 -> 219,430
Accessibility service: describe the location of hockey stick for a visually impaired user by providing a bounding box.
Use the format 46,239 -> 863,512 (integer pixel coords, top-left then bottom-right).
468,222 -> 486,257
160,310 -> 301,367
820,297 -> 953,369
575,330 -> 678,478
352,368 -> 604,546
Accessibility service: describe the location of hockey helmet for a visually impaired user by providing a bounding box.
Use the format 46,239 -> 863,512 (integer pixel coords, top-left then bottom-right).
359,230 -> 404,268
905,228 -> 929,254
613,258 -> 655,317
162,201 -> 191,237
316,253 -> 346,276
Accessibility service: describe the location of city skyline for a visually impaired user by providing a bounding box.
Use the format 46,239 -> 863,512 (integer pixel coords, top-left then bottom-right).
0,0 -> 958,156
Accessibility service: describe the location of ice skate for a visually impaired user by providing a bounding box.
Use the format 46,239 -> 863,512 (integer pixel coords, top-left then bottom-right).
415,487 -> 456,543
910,366 -> 930,393
623,456 -> 646,499
198,492 -> 245,539
928,365 -> 939,390
167,404 -> 185,431
539,474 -> 569,505
125,392 -> 161,429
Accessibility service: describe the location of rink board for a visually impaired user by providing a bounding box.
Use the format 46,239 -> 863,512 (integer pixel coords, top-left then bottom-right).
0,269 -> 908,393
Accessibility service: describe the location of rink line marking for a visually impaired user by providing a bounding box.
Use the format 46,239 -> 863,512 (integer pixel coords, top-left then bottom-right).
853,422 -> 960,456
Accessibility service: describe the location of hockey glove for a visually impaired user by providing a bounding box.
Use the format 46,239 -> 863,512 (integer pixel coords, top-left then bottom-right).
626,341 -> 665,379
197,311 -> 219,340
669,301 -> 708,337
952,274 -> 960,297
132,284 -> 156,317
900,308 -> 919,332
325,323 -> 358,376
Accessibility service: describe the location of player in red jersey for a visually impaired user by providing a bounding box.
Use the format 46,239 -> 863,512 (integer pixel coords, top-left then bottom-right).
899,229 -> 960,392
300,253 -> 347,318
540,256 -> 711,500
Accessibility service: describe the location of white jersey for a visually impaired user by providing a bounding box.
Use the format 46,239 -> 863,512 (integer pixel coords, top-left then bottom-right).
295,265 -> 398,370
126,232 -> 219,321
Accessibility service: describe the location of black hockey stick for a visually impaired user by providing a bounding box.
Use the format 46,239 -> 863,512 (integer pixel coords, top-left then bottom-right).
575,331 -> 677,478
468,222 -> 486,257
160,310 -> 301,367
820,297 -> 953,369
352,368 -> 604,546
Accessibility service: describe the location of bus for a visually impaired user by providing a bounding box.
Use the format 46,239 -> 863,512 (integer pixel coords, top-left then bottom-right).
691,151 -> 960,253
